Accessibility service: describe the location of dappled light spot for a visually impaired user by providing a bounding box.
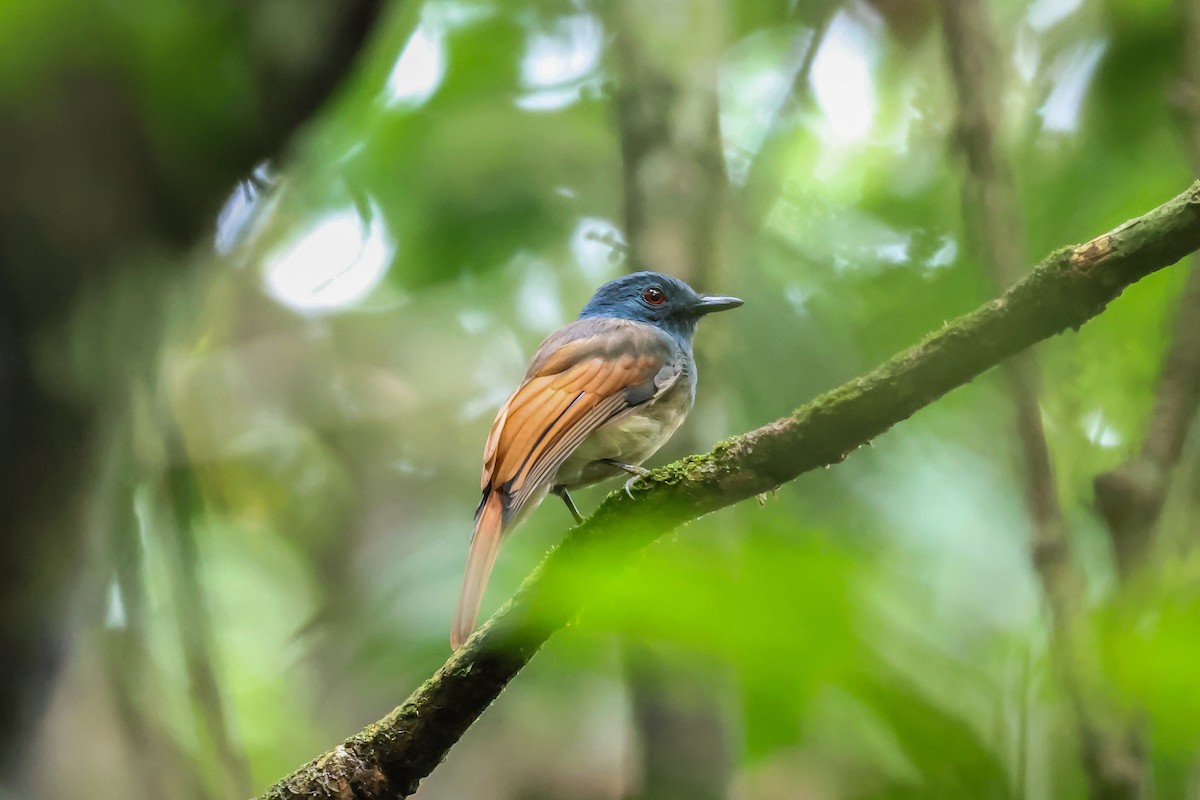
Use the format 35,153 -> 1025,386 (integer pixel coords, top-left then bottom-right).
926,237 -> 958,271
514,256 -> 565,330
810,8 -> 882,143
429,0 -> 497,30
873,238 -> 910,266
767,197 -> 923,275
263,206 -> 393,313
516,14 -> 603,111
1039,38 -> 1107,133
1013,25 -> 1042,85
385,23 -> 446,108
457,309 -> 490,334
570,216 -> 624,282
1084,410 -> 1123,448
718,27 -> 805,184
104,579 -> 126,629
1027,0 -> 1086,32
784,284 -> 815,316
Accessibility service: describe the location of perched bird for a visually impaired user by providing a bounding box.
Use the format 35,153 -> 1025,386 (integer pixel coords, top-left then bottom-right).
451,271 -> 742,649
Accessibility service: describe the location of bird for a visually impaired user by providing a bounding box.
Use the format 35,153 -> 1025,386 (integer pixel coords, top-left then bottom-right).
451,271 -> 742,649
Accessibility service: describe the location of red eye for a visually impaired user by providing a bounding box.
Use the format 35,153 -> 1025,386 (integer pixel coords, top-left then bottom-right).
643,286 -> 666,305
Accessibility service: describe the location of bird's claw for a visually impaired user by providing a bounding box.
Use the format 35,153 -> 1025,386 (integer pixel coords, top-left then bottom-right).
601,459 -> 652,500
623,474 -> 640,500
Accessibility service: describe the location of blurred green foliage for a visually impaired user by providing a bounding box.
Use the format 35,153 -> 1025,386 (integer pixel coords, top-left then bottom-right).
11,0 -> 1200,798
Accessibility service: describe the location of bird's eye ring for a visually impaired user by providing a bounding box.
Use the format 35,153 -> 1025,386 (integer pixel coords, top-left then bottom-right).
642,286 -> 666,305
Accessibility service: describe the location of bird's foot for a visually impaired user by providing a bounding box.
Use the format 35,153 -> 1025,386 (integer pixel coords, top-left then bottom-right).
553,486 -> 584,525
601,460 -> 653,499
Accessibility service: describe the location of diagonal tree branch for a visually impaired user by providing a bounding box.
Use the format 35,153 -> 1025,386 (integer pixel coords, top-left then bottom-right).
260,183 -> 1200,800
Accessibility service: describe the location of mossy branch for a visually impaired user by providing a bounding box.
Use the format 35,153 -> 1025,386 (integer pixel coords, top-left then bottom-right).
260,182 -> 1200,800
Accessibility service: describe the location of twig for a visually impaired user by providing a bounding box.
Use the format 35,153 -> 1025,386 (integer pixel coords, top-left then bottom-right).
740,4 -> 837,203
259,183 -> 1200,800
165,469 -> 254,797
96,415 -> 208,800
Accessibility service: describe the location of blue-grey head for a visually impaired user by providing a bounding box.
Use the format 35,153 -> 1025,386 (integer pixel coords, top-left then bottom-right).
578,271 -> 743,343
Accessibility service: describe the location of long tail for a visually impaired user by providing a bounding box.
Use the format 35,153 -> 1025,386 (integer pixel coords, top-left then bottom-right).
451,490 -> 505,649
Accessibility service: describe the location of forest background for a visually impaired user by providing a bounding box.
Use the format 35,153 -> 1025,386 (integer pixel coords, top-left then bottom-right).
2,0 -> 1200,798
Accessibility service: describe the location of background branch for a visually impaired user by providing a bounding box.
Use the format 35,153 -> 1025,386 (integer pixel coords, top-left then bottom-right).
1095,266 -> 1200,575
609,0 -> 727,282
938,0 -> 1069,592
739,2 -> 836,210
606,1 -> 734,796
260,182 -> 1200,800
937,2 -> 1144,797
1096,0 -> 1200,579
